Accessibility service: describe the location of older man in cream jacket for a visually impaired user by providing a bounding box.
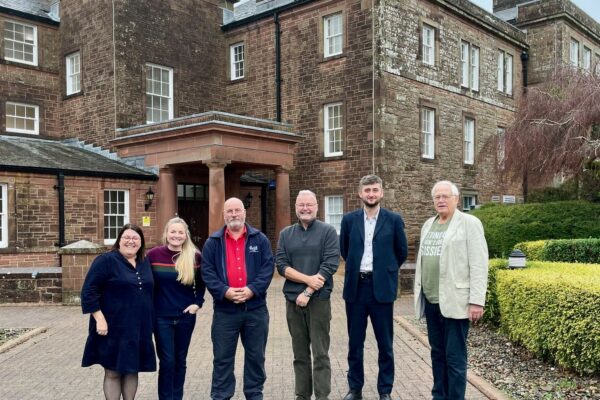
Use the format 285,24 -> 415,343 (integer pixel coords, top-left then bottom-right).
414,181 -> 488,400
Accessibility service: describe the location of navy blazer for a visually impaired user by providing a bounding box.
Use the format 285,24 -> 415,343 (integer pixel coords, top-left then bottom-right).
340,208 -> 408,303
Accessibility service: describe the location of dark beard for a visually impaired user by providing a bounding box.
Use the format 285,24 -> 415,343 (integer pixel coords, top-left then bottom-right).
362,199 -> 380,209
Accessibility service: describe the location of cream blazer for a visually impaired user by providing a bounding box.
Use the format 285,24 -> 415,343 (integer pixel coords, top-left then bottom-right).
414,210 -> 489,320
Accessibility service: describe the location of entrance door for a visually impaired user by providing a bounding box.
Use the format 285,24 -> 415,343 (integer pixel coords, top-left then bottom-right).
177,183 -> 209,248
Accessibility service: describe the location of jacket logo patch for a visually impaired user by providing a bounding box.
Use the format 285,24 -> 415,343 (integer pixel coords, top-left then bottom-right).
249,245 -> 259,253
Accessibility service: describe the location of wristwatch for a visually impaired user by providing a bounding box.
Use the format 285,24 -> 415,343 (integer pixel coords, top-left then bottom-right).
303,289 -> 313,298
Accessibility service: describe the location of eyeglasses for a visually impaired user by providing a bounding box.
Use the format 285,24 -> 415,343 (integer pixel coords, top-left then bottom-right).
121,236 -> 141,242
225,208 -> 245,215
433,194 -> 453,201
295,203 -> 316,209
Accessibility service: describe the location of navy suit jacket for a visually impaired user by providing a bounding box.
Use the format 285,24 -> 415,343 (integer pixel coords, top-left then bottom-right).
340,207 -> 408,303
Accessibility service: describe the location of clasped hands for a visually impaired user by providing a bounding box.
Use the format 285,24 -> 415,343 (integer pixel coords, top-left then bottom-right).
296,273 -> 325,307
225,287 -> 254,304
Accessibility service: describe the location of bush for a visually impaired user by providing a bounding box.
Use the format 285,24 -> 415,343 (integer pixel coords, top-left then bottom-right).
543,239 -> 600,264
470,201 -> 600,258
482,259 -> 508,327
496,261 -> 600,375
513,239 -> 600,263
514,240 -> 546,261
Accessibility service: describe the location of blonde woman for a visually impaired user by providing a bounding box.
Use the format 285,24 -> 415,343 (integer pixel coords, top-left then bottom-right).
147,217 -> 205,400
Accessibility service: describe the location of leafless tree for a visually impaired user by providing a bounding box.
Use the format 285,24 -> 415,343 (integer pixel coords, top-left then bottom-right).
488,66 -> 600,200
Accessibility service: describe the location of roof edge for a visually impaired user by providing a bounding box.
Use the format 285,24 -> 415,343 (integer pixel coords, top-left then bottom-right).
0,6 -> 60,26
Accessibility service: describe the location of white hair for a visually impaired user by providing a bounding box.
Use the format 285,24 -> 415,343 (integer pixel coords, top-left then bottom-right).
296,190 -> 317,202
431,181 -> 460,197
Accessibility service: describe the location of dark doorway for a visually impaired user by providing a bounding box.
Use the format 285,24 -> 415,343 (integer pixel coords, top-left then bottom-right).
177,183 -> 209,248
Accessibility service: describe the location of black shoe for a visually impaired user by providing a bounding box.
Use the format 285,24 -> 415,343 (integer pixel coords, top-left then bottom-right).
343,390 -> 363,400
379,395 -> 392,400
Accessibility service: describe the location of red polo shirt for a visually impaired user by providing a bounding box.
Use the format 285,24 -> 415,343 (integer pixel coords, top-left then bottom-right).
225,226 -> 247,288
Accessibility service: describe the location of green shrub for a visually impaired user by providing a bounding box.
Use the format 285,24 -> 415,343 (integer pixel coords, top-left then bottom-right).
497,261 -> 600,375
482,259 -> 508,327
514,240 -> 546,261
542,239 -> 600,264
470,201 -> 600,258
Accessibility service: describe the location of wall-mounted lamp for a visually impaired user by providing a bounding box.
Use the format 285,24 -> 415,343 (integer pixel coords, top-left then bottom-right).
243,192 -> 253,209
145,186 -> 155,211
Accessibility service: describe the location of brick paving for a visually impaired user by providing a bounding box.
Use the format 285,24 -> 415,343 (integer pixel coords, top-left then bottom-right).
0,275 -> 489,399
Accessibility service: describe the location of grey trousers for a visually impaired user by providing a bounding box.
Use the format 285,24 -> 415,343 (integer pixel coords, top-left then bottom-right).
286,297 -> 332,400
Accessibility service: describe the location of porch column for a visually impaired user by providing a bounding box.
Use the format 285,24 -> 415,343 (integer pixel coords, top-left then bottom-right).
157,166 -> 177,230
275,166 -> 291,239
205,160 -> 229,235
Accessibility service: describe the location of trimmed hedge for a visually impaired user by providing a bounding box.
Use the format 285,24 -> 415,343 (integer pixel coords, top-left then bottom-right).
470,201 -> 600,258
496,261 -> 600,375
514,239 -> 600,263
482,259 -> 507,327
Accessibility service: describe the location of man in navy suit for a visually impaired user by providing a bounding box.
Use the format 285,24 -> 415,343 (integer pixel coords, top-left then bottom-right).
340,174 -> 408,400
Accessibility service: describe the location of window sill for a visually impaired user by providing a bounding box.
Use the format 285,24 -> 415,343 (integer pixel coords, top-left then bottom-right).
421,157 -> 437,164
229,77 -> 247,84
320,154 -> 346,162
0,58 -> 57,74
64,91 -> 84,100
320,53 -> 346,64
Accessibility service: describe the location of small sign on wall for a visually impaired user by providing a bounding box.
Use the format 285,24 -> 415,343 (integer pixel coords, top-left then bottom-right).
503,195 -> 516,204
142,216 -> 151,227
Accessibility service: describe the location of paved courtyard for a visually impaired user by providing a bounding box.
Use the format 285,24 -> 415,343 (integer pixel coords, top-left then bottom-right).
0,275 -> 490,399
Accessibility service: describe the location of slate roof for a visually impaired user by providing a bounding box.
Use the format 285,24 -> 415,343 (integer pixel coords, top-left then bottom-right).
0,136 -> 156,180
0,0 -> 59,23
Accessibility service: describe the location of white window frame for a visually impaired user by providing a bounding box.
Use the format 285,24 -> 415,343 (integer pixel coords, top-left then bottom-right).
463,117 -> 475,165
0,183 -> 7,248
324,195 -> 343,234
145,63 -> 173,124
103,189 -> 130,245
497,50 -> 513,95
583,46 -> 592,71
462,194 -> 477,212
3,20 -> 37,66
570,39 -> 579,67
230,42 -> 245,80
6,102 -> 39,135
324,13 -> 343,57
324,102 -> 343,157
460,41 -> 479,91
66,52 -> 81,95
422,24 -> 435,66
421,107 -> 435,159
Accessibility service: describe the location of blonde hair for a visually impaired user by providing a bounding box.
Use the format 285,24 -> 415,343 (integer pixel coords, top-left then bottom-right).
162,217 -> 198,286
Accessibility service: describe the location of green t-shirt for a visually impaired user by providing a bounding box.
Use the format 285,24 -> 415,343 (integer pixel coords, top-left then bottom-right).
420,217 -> 451,304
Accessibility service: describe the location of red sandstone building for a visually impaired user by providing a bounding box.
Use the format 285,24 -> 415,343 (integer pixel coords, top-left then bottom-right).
1,0 -> 599,302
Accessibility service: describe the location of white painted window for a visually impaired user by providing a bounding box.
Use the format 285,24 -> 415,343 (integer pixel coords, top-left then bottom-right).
3,20 -> 37,66
0,183 -> 7,248
497,50 -> 513,95
583,47 -> 592,71
324,103 -> 343,157
146,63 -> 173,123
461,41 -> 479,90
66,52 -> 81,95
462,195 -> 477,212
230,43 -> 245,80
463,117 -> 475,165
325,195 -> 343,234
461,41 -> 469,87
422,24 -> 435,66
104,190 -> 129,245
6,102 -> 39,134
324,13 -> 343,57
570,39 -> 579,67
421,107 -> 435,159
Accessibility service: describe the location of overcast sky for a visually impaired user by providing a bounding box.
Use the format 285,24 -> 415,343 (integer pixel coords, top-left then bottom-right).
468,0 -> 600,23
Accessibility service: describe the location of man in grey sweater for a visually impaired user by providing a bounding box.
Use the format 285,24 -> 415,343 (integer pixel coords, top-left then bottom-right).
276,190 -> 340,400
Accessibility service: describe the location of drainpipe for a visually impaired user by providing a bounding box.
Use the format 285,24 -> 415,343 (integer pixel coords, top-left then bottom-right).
521,50 -> 529,91
274,12 -> 282,122
261,184 -> 267,233
54,171 -> 66,249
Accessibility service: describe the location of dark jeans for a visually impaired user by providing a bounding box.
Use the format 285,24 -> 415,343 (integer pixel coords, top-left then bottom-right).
154,313 -> 197,400
345,278 -> 394,395
211,305 -> 269,400
285,297 -> 332,400
424,299 -> 470,400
